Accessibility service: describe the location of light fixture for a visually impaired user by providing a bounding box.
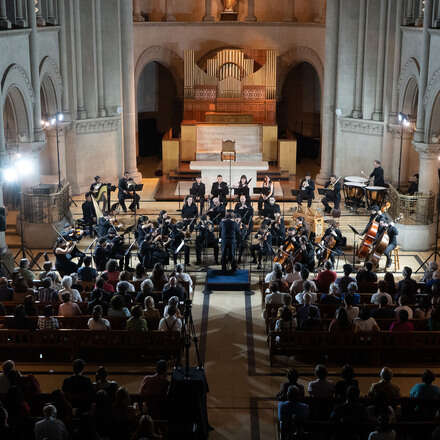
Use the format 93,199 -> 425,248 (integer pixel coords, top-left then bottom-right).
2,167 -> 17,182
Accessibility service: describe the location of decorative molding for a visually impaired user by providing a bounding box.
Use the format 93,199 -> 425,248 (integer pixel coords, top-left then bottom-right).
339,118 -> 384,136
1,63 -> 35,103
75,117 -> 121,135
39,56 -> 63,93
397,57 -> 420,112
413,142 -> 440,159
424,67 -> 440,107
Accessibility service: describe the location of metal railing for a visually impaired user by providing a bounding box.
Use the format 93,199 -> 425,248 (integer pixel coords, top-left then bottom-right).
388,184 -> 435,225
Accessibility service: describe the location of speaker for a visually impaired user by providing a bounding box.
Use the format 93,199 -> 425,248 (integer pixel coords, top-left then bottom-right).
0,207 -> 6,232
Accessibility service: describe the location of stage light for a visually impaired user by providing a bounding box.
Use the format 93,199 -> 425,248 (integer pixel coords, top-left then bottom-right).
16,158 -> 35,176
403,119 -> 410,127
3,167 -> 17,182
57,113 -> 64,122
398,113 -> 403,122
50,117 -> 56,126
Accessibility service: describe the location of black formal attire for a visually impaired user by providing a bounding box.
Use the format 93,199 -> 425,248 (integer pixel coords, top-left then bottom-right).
97,217 -> 113,237
361,213 -> 384,235
234,202 -> 254,229
383,224 -> 398,268
108,235 -> 129,270
397,277 -> 418,303
299,242 -> 315,272
162,285 -> 186,303
211,181 -> 229,204
320,227 -> 344,266
136,223 -> 152,245
251,231 -> 273,266
207,201 -> 225,225
82,200 -> 96,225
118,177 -> 140,212
181,203 -> 198,231
408,181 -> 419,195
263,202 -> 281,220
190,181 -> 206,212
93,243 -> 110,271
220,217 -> 239,272
258,182 -> 273,215
195,222 -> 219,265
297,178 -> 315,208
169,225 -> 190,265
370,166 -> 385,187
54,251 -> 78,276
236,182 -> 250,202
322,180 -> 341,212
62,374 -> 95,412
271,220 -> 286,247
237,223 -> 250,263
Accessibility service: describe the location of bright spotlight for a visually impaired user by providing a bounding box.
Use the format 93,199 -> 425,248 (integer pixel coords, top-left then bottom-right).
50,117 -> 56,126
3,167 -> 17,182
57,113 -> 64,122
398,113 -> 403,122
16,158 -> 35,176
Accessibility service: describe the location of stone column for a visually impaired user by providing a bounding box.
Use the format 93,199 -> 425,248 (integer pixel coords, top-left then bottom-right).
120,0 -> 140,178
74,0 -> 87,119
372,0 -> 388,121
283,0 -> 297,22
351,0 -> 366,118
0,0 -> 12,29
314,0 -> 327,23
404,0 -> 415,25
57,0 -> 70,120
203,0 -> 214,21
47,0 -> 56,25
415,0 -> 425,26
95,0 -> 106,117
162,0 -> 176,21
15,0 -> 26,27
245,0 -> 257,21
133,0 -> 144,21
414,143 -> 440,195
316,0 -> 339,184
434,0 -> 440,29
27,0 -> 44,141
390,0 -> 404,121
0,105 -> 7,253
414,0 -> 433,143
36,0 -> 46,26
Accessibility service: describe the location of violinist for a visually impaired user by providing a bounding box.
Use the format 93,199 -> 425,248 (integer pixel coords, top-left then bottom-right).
234,195 -> 254,229
181,195 -> 198,232
263,196 -> 281,220
234,175 -> 251,202
270,213 -> 286,247
297,236 -> 315,272
297,172 -> 315,208
294,216 -> 310,238
375,218 -> 398,269
106,229 -> 129,270
318,221 -> 344,267
157,210 -> 172,237
94,237 -> 111,271
169,221 -> 190,266
195,216 -> 219,265
322,175 -> 341,214
207,197 -> 226,225
60,224 -> 86,267
143,229 -> 170,268
118,171 -> 140,213
136,216 -> 153,245
54,239 -> 81,276
258,175 -> 274,216
251,223 -> 273,269
190,176 -> 206,213
211,175 -> 229,205
281,227 -> 300,251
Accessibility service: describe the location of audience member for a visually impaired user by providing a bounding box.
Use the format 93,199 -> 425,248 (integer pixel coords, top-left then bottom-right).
88,305 -> 110,330
34,404 -> 69,440
18,258 -> 35,286
354,307 -> 380,333
143,296 -> 161,330
329,307 -> 354,334
275,306 -> 297,332
133,263 -> 148,282
368,414 -> 396,440
39,261 -> 55,280
77,256 -> 97,282
276,368 -> 305,401
135,279 -> 155,305
58,292 -> 81,317
162,276 -> 186,302
356,261 -> 378,284
37,277 -> 58,303
6,304 -> 35,329
344,293 -> 359,322
320,282 -> 342,304
57,276 -> 82,303
296,293 -> 320,328
62,359 -> 95,411
284,262 -> 302,285
300,306 -> 322,330
139,360 -> 169,419
428,305 -> 440,331
295,280 -> 317,305
100,272 -> 115,293
265,263 -> 288,291
414,295 -> 433,319
108,294 -> 131,318
149,263 -> 168,291
342,281 -> 361,304
0,278 -> 12,301
163,296 -> 183,319
335,364 -> 359,402
131,414 -> 161,440
158,305 -> 182,333
11,276 -> 30,302
336,264 -> 356,294
422,261 -> 438,285
23,294 -> 37,316
93,366 -> 118,400
371,296 -> 395,319
368,367 -> 401,405
0,360 -> 17,394
265,281 -> 287,305
126,305 -> 148,332
410,369 -> 440,400
316,260 -> 337,293
383,272 -> 396,299
111,386 -> 138,438
394,295 -> 413,320
278,385 -> 310,440
396,266 -> 418,303
308,364 -> 335,398
390,309 -> 414,332
37,305 -> 60,330
371,280 -> 393,305
103,259 -> 120,287
290,268 -> 316,295
87,287 -> 109,315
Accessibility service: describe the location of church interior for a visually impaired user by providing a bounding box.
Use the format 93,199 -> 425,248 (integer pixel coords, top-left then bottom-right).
2,0 -> 440,439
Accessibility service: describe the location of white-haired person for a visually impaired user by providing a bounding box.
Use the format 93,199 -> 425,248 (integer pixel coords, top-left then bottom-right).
57,275 -> 82,303
34,404 -> 69,440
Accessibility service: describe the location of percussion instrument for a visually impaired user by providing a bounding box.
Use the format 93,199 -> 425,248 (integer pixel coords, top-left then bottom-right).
343,182 -> 366,208
345,176 -> 369,184
365,186 -> 387,209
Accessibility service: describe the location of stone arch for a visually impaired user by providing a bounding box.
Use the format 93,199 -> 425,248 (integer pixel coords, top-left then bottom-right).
1,63 -> 34,141
135,46 -> 184,97
278,46 -> 324,97
398,57 -> 420,115
424,67 -> 440,142
39,56 -> 62,117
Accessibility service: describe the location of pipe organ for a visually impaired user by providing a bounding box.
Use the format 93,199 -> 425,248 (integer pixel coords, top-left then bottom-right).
183,48 -> 277,124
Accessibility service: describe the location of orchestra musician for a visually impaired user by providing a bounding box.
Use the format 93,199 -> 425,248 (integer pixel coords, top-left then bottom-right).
136,216 -> 153,245
106,229 -> 129,270
90,176 -> 107,211
370,160 -> 386,187
190,176 -> 206,213
322,175 -> 341,214
297,172 -> 315,208
263,196 -> 281,220
270,213 -> 286,247
181,195 -> 198,232
234,175 -> 251,202
318,221 -> 344,267
195,216 -> 219,266
207,197 -> 226,225
93,237 -> 111,271
376,218 -> 398,269
235,216 -> 249,264
139,229 -> 169,269
361,205 -> 384,235
157,210 -> 172,237
169,222 -> 190,266
211,175 -> 229,205
258,175 -> 274,216
118,172 -> 140,213
234,195 -> 254,231
408,173 -> 419,195
81,192 -> 97,235
220,212 -> 240,272
251,222 -> 273,269
54,239 -> 82,276
297,235 -> 315,272
294,216 -> 310,238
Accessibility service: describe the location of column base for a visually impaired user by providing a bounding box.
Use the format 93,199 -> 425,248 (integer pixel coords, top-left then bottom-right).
372,111 -> 383,122
46,17 -> 58,25
397,223 -> 436,251
162,14 -> 176,21
15,18 -> 26,28
77,109 -> 88,120
245,16 -> 257,22
315,170 -> 331,186
403,17 -> 415,26
98,108 -> 107,118
133,14 -> 145,22
36,16 -> 46,26
126,170 -> 143,183
351,110 -> 363,119
0,19 -> 12,30
202,15 -> 215,21
415,17 -> 424,27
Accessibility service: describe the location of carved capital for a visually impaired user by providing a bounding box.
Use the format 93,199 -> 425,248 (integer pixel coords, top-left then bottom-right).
75,117 -> 121,135
413,142 -> 440,159
339,118 -> 384,137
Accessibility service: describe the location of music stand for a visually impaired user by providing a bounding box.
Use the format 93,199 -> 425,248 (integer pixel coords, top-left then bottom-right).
348,224 -> 361,266
221,140 -> 236,211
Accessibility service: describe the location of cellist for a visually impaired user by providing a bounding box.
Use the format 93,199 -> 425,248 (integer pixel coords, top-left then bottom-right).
374,218 -> 398,269
319,221 -> 344,267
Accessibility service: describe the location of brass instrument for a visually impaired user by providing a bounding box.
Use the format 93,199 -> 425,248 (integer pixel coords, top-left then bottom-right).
328,176 -> 342,191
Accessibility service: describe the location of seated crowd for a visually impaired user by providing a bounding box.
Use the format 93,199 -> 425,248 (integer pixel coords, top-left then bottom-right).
0,357 -> 171,439
277,364 -> 440,440
0,258 -> 194,334
264,261 -> 439,333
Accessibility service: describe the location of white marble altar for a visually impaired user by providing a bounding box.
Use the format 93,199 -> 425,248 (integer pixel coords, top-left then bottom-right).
196,124 -> 262,161
189,160 -> 269,192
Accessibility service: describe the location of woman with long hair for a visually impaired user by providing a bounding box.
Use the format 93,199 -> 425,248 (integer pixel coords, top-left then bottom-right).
258,175 -> 274,216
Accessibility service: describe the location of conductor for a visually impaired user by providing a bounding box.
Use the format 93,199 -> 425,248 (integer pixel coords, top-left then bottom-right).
220,212 -> 239,273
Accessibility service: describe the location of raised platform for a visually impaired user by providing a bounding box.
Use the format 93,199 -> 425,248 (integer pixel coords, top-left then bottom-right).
205,269 -> 250,292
